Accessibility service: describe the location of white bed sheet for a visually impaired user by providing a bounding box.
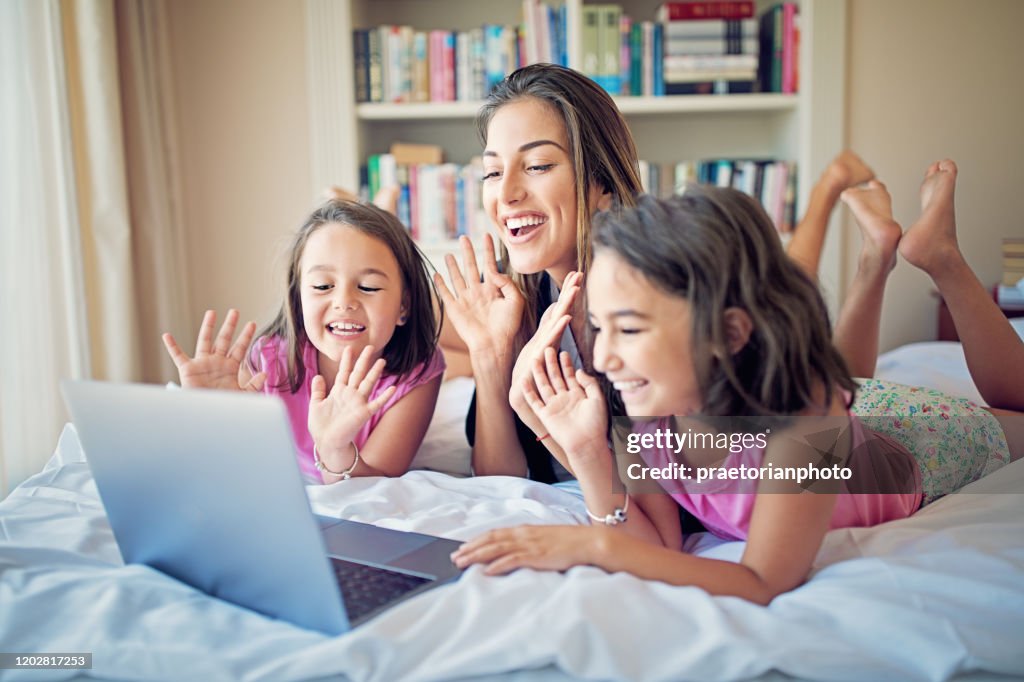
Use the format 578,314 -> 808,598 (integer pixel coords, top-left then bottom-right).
2,414 -> 1023,682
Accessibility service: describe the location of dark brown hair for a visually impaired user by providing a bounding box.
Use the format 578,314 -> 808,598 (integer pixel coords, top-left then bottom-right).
476,63 -> 642,347
251,200 -> 440,393
592,188 -> 856,416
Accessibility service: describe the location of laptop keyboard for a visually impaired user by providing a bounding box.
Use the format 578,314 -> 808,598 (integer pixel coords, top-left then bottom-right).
330,557 -> 431,622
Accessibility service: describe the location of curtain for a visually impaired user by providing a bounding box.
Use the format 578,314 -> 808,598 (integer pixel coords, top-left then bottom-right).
0,0 -> 188,494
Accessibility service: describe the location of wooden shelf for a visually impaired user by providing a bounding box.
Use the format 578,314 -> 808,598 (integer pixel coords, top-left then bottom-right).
356,94 -> 798,121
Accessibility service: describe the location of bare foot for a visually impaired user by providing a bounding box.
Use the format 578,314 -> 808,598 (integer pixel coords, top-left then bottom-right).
840,179 -> 902,273
897,159 -> 964,275
823,150 -> 875,194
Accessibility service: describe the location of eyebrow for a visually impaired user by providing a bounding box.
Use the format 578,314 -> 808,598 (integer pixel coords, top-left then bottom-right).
590,310 -> 651,320
305,265 -> 390,279
483,139 -> 567,157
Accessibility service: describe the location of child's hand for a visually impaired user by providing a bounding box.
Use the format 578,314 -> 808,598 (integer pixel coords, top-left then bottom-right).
522,347 -> 608,465
451,524 -> 602,575
509,271 -> 581,416
308,345 -> 397,460
162,309 -> 266,392
434,235 -> 525,356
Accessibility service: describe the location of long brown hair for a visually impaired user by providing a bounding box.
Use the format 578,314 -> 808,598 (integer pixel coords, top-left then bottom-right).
250,200 -> 440,393
476,63 -> 642,348
592,188 -> 856,416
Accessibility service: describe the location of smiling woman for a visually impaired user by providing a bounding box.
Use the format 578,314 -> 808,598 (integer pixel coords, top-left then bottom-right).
434,64 -> 644,487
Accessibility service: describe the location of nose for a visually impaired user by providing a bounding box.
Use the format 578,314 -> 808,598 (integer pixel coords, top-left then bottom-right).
498,168 -> 525,205
332,287 -> 358,311
592,333 -> 621,375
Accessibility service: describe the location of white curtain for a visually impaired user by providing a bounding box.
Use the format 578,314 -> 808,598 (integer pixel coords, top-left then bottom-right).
0,0 -> 188,494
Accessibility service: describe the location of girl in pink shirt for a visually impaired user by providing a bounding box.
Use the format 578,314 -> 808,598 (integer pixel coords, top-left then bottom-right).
452,159 -> 1023,604
163,200 -> 445,483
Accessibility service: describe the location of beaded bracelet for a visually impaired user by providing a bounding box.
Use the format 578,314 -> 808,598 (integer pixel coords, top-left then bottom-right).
586,493 -> 629,526
313,442 -> 360,480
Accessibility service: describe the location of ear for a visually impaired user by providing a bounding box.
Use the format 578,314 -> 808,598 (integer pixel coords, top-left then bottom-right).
722,307 -> 753,355
589,183 -> 613,212
397,302 -> 409,326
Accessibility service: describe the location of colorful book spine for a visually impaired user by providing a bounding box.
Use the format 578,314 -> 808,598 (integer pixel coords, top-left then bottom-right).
657,1 -> 755,22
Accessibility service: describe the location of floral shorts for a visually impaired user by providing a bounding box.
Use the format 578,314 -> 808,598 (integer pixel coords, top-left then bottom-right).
851,379 -> 1011,506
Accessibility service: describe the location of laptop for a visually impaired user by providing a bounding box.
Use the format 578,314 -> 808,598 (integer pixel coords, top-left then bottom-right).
61,380 -> 462,636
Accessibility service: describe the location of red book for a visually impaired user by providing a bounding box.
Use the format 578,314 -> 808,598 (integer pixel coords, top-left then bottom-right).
657,1 -> 755,21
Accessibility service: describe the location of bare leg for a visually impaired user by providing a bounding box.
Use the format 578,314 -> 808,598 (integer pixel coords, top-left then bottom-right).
788,151 -> 875,279
899,159 -> 1024,412
832,180 -> 903,377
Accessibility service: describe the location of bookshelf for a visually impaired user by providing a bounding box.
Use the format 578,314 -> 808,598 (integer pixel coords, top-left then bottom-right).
305,0 -> 848,310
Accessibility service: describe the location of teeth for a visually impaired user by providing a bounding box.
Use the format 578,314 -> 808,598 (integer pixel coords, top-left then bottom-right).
614,380 -> 647,391
506,215 -> 545,230
328,322 -> 365,333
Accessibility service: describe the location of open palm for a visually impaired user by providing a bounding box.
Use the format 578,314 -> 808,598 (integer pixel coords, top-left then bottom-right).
162,309 -> 265,391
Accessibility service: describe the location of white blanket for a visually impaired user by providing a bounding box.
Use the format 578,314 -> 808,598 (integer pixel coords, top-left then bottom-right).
1,419 -> 1023,682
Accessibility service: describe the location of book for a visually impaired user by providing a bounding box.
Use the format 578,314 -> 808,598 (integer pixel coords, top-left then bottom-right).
1004,238 -> 1024,255
353,29 -> 370,103
390,142 -> 443,166
662,18 -> 757,39
664,37 -> 759,55
664,79 -> 755,95
657,1 -> 755,22
582,5 -> 600,80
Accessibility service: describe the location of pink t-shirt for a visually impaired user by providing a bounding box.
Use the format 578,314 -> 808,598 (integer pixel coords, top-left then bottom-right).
251,336 -> 445,482
637,414 -> 923,541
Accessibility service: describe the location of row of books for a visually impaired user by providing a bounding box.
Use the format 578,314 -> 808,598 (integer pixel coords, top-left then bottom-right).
579,1 -> 797,97
360,146 -> 797,242
1002,238 -> 1024,287
352,1 -> 567,104
639,158 -> 798,233
362,150 -> 489,243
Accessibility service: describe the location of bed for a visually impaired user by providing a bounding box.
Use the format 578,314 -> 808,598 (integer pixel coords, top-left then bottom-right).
2,327 -> 1023,682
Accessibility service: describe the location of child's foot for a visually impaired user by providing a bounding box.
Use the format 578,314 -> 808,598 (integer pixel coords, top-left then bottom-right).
840,180 -> 902,274
898,159 -> 964,275
823,150 -> 875,193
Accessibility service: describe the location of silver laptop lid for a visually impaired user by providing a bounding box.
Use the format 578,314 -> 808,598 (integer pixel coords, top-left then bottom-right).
61,380 -> 350,635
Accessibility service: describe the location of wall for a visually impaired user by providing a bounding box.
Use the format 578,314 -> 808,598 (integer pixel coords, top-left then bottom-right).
165,0 -> 313,345
164,0 -> 1024,352
844,0 -> 1024,351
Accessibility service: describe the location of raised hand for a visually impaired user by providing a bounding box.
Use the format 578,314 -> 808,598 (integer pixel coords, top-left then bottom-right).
509,270 -> 581,413
162,309 -> 265,391
522,347 -> 608,465
434,234 -> 525,356
308,345 -> 397,459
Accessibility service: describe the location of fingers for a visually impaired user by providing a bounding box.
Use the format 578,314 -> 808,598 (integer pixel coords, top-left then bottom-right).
561,352 -> 580,391
433,272 -> 456,306
366,384 -> 397,414
459,235 -> 481,287
356,356 -> 386,395
162,333 -> 190,369
244,371 -> 267,392
544,347 -> 568,393
531,352 -> 556,401
195,310 -> 217,355
310,374 -> 327,403
538,313 -> 572,349
444,253 -> 468,292
228,320 -> 257,364
212,309 -> 240,356
576,367 -> 601,399
334,346 -> 354,388
347,345 -> 377,388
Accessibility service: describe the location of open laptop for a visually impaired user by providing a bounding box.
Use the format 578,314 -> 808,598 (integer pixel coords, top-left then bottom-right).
61,380 -> 462,636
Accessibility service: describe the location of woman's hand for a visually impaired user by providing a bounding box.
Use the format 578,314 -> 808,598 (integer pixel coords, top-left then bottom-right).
509,270 -> 581,414
434,235 -> 525,357
308,345 -> 397,458
450,525 -> 606,575
162,309 -> 266,391
522,347 -> 608,465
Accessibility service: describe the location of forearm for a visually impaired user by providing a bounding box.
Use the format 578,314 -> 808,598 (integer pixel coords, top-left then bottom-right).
591,530 -> 780,605
315,441 -> 393,481
573,446 -> 667,547
469,350 -> 528,477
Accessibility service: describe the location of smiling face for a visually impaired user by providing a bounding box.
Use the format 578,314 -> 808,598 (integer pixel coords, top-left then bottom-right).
482,97 -> 604,285
588,249 -> 702,417
299,223 -> 406,376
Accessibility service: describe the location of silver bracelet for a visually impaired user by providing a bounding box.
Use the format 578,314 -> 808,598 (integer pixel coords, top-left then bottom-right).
586,493 -> 629,526
313,442 -> 360,480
